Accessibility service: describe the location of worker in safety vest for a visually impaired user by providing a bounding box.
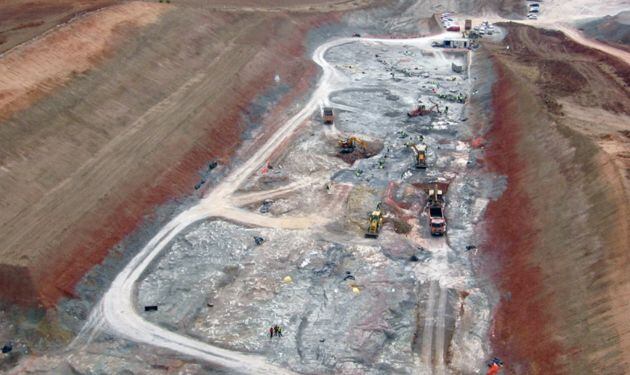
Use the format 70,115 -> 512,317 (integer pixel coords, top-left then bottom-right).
486,357 -> 504,375
487,363 -> 501,375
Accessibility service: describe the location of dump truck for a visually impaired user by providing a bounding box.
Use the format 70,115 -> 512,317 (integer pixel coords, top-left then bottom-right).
410,144 -> 428,168
427,185 -> 446,236
465,19 -> 472,31
323,107 -> 334,124
366,203 -> 383,238
338,136 -> 367,154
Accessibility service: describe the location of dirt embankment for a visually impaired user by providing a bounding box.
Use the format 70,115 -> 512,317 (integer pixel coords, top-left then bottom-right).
0,0 -> 121,54
0,2 -> 343,307
578,11 -> 630,52
0,2 -> 167,122
481,24 -> 630,373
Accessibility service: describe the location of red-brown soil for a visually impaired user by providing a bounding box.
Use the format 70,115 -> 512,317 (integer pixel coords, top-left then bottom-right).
0,0 -> 121,53
482,61 -> 564,373
0,3 -> 346,307
0,2 -> 168,122
481,24 -> 630,374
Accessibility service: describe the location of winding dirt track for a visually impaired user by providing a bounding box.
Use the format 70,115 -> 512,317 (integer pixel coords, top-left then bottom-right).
71,10 -> 630,372
73,33 -> 450,373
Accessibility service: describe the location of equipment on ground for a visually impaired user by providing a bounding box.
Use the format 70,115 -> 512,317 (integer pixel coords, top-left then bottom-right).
407,100 -> 440,117
427,185 -> 446,236
410,144 -> 428,168
438,92 -> 467,103
338,136 -> 367,153
365,203 -> 383,238
323,107 -> 334,124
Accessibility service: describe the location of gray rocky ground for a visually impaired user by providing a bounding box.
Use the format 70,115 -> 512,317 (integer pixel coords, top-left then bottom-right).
132,40 -> 499,374
4,2 -> 509,374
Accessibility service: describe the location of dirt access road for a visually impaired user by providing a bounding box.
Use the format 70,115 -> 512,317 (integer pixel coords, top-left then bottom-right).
75,33 -> 469,374
0,0 -> 381,307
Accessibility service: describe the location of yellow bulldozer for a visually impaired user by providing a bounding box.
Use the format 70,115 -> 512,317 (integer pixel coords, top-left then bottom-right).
338,136 -> 367,154
365,202 -> 383,238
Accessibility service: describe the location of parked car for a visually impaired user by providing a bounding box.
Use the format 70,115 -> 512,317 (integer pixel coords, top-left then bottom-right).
527,13 -> 538,19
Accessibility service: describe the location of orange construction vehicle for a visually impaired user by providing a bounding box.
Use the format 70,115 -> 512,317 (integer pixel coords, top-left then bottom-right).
427,184 -> 446,236
338,136 -> 367,154
323,107 -> 334,124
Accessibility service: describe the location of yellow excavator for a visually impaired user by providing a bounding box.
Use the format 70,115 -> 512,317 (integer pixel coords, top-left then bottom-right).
365,202 -> 383,238
338,136 -> 368,154
410,143 -> 428,168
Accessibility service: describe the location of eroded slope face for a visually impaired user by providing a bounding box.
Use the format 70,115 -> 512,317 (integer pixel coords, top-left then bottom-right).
481,24 -> 630,374
0,2 -> 330,307
0,2 -> 167,120
0,0 -> 121,53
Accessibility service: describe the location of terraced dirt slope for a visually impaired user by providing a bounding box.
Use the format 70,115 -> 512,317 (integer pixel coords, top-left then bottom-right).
482,24 -> 630,374
0,1 -> 346,307
0,0 -> 119,54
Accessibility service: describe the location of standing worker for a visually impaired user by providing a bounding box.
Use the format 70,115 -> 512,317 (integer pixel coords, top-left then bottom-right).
269,326 -> 274,339
486,358 -> 504,375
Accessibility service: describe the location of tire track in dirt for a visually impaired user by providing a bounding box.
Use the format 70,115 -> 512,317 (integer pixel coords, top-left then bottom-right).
420,280 -> 438,368
72,33 -> 455,373
434,284 -> 448,374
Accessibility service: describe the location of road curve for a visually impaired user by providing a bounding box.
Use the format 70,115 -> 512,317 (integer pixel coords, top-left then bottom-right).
74,33 -> 448,373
